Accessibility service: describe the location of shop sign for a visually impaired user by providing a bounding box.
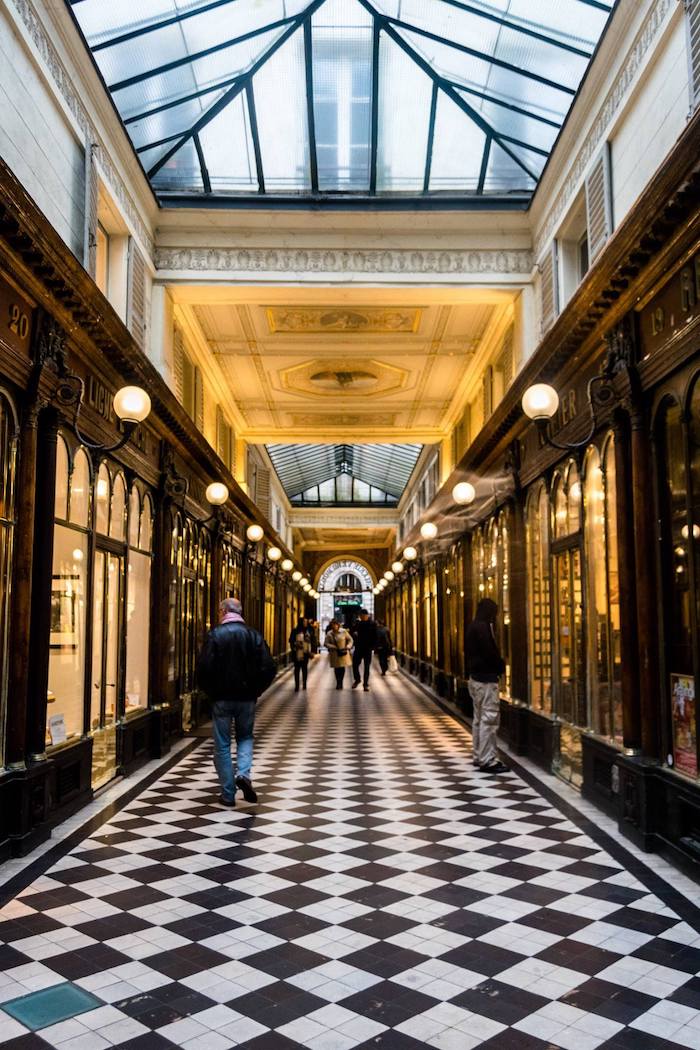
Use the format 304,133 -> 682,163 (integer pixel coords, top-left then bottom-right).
640,251 -> 700,357
670,672 -> 697,777
0,274 -> 33,357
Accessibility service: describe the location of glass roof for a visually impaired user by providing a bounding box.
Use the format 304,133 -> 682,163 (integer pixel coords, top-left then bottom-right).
267,443 -> 422,502
67,0 -> 614,204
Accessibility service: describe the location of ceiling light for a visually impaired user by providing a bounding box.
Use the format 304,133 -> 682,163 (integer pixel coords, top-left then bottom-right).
421,522 -> 438,540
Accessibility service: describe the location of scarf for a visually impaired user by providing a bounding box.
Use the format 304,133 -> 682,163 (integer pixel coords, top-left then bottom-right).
221,612 -> 244,624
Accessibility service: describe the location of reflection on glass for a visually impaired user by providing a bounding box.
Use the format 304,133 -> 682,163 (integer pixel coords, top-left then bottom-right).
95,464 -> 110,535
554,547 -> 584,785
526,483 -> 552,712
55,436 -> 69,521
48,525 -> 88,747
71,449 -> 90,528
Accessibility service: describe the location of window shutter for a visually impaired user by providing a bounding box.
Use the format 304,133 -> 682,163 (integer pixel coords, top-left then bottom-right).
194,366 -> 204,432
482,365 -> 493,422
173,325 -> 185,402
499,325 -> 514,388
585,144 -> 613,263
256,465 -> 271,519
84,143 -> 99,277
687,0 -> 700,110
126,239 -> 148,349
247,447 -> 258,501
216,405 -> 233,469
539,241 -> 559,335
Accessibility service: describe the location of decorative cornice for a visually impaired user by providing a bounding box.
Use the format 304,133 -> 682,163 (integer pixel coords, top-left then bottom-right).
9,0 -> 154,259
154,246 -> 533,276
534,0 -> 673,259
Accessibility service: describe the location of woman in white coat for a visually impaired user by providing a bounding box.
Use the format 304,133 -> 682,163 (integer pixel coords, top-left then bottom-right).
324,620 -> 354,690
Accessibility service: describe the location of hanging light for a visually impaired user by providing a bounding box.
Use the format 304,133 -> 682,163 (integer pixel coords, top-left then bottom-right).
452,481 -> 476,506
292,570 -> 302,581
391,561 -> 404,574
267,546 -> 282,561
522,383 -> 559,421
281,558 -> 293,572
113,386 -> 152,424
403,546 -> 417,561
421,522 -> 438,540
205,482 -> 229,506
246,524 -> 264,542
384,570 -> 395,581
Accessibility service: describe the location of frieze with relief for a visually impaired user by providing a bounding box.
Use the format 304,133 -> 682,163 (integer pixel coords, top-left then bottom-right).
155,247 -> 533,275
267,307 -> 421,334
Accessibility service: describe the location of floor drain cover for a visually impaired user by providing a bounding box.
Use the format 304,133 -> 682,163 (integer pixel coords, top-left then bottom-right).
1,982 -> 103,1030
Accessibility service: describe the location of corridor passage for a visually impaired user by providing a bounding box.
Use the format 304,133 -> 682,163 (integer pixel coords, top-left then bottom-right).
1,668 -> 700,1050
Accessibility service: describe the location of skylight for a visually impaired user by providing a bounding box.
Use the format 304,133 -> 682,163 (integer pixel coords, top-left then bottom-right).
267,443 -> 422,503
67,0 -> 614,203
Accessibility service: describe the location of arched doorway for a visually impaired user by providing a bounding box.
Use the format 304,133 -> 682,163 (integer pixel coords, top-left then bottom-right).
317,560 -> 375,632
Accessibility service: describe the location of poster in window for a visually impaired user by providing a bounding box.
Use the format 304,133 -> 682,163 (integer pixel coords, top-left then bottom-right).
50,574 -> 79,651
671,673 -> 697,777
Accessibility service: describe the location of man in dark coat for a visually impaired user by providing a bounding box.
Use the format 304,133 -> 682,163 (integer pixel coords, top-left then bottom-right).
375,619 -> 393,676
352,608 -> 377,691
197,597 -> 276,806
465,597 -> 508,774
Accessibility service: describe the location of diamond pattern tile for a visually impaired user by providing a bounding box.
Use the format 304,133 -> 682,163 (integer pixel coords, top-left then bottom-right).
1,665 -> 699,1049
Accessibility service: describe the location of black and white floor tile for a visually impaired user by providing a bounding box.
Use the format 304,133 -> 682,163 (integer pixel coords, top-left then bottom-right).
2,664 -> 700,1049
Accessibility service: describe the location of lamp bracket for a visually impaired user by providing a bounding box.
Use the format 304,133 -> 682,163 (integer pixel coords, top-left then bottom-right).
538,373 -> 615,452
54,370 -> 136,454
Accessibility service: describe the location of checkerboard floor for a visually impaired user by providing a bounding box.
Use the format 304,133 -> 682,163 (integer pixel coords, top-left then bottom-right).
2,663 -> 700,1050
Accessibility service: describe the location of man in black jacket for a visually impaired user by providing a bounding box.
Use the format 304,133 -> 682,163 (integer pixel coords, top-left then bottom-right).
352,609 -> 377,691
197,598 -> 276,806
465,597 -> 508,774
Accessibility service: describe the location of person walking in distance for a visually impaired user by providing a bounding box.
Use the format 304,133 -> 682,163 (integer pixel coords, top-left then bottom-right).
197,598 -> 276,807
352,608 -> 377,691
289,617 -> 312,692
374,618 -> 393,676
325,619 -> 354,689
465,598 -> 509,774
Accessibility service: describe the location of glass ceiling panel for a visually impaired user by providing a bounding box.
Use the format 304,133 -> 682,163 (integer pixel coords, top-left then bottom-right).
267,442 -> 422,501
67,0 -> 614,203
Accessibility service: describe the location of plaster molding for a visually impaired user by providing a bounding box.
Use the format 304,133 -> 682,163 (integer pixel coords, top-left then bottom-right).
9,0 -> 154,259
154,246 -> 533,278
534,0 -> 673,259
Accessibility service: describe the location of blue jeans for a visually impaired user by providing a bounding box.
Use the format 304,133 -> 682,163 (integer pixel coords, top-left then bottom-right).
212,700 -> 256,801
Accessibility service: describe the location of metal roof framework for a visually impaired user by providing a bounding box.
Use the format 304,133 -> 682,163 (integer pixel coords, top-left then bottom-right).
266,442 -> 422,501
67,0 -> 614,206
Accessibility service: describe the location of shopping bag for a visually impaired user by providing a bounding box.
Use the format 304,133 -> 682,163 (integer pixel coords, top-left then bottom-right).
387,654 -> 399,675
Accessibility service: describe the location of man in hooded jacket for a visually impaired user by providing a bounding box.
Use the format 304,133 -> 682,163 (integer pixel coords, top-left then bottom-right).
465,598 -> 509,774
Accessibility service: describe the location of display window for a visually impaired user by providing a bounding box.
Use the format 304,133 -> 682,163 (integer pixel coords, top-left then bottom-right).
264,573 -> 275,650
658,395 -> 698,778
125,487 -> 153,718
525,482 -> 552,712
472,509 -> 512,695
47,438 -> 91,751
0,392 -> 17,769
583,439 -> 622,743
167,511 -> 212,723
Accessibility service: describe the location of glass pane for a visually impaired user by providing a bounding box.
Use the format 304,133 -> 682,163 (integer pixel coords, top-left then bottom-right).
55,436 -> 69,521
127,550 -> 152,713
377,33 -> 432,193
605,440 -> 623,744
95,464 -> 110,535
429,89 -> 486,193
254,33 -> 310,191
198,93 -> 258,193
585,448 -> 608,736
141,495 -> 154,552
48,525 -> 88,747
70,450 -> 91,528
129,486 -> 140,548
104,554 -> 122,725
111,474 -> 127,541
568,464 -> 581,532
526,484 -> 551,712
91,550 -> 105,733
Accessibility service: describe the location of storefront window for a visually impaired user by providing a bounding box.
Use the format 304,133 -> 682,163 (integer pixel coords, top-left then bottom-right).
264,573 -> 275,650
661,399 -> 696,778
48,437 -> 90,750
584,440 -> 622,743
526,482 -> 552,712
125,488 -> 153,717
0,393 -> 17,768
95,462 -> 110,535
551,462 -> 585,785
472,510 -> 511,695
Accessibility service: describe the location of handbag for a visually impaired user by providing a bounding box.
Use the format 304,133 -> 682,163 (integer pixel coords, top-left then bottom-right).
387,654 -> 399,674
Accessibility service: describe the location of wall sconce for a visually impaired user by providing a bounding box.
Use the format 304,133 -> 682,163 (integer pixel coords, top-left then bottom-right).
384,570 -> 395,581
373,587 -> 379,595
391,561 -> 404,574
246,524 -> 264,542
281,558 -> 294,571
267,546 -> 282,561
197,481 -> 230,526
403,546 -> 417,561
420,522 -> 438,540
292,570 -> 302,582
300,577 -> 309,587
57,379 -> 151,453
303,583 -> 311,592
452,481 -> 476,506
522,377 -> 614,451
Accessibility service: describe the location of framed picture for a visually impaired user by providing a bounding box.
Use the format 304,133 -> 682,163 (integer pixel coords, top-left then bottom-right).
50,574 -> 79,651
